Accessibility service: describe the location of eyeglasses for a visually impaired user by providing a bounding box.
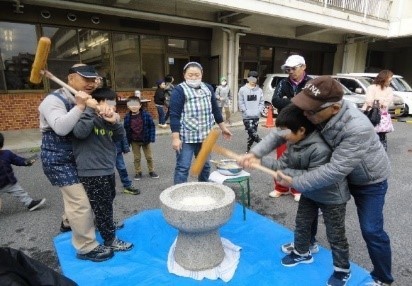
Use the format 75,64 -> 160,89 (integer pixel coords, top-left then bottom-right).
305,105 -> 331,116
284,65 -> 302,73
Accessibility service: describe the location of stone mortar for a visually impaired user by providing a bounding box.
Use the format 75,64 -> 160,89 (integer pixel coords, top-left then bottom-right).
159,182 -> 235,271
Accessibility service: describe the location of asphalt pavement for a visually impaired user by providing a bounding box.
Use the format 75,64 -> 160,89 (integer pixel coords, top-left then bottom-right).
0,116 -> 411,286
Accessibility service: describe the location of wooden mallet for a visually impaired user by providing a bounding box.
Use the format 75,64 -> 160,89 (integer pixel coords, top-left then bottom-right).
30,37 -> 77,94
190,128 -> 279,178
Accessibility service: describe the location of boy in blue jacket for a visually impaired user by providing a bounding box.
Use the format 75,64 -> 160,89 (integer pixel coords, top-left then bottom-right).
0,133 -> 46,212
124,97 -> 158,180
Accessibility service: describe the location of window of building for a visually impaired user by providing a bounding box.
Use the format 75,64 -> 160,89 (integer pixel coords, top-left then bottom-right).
42,26 -> 80,90
79,29 -> 111,87
141,35 -> 165,88
0,22 -> 39,91
112,33 -> 140,90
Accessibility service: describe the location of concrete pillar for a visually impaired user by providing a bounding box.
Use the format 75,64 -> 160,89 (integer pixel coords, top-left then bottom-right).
341,41 -> 368,73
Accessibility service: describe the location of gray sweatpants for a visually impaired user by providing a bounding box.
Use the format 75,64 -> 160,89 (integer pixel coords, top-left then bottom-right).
0,183 -> 33,207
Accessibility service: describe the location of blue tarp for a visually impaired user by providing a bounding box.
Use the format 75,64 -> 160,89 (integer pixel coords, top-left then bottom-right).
54,204 -> 372,285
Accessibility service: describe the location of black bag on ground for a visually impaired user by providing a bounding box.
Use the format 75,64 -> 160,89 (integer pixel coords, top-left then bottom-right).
0,247 -> 77,286
364,99 -> 381,126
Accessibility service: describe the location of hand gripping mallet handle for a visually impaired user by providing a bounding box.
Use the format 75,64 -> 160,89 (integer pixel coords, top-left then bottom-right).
30,37 -> 77,94
212,145 -> 279,178
190,128 -> 278,178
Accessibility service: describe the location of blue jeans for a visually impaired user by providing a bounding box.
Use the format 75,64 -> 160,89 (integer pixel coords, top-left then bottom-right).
349,180 -> 393,284
174,142 -> 210,184
156,105 -> 166,125
115,153 -> 132,188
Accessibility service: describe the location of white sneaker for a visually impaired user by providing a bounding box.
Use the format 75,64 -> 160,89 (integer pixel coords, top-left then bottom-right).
281,242 -> 319,255
269,190 -> 284,198
294,194 -> 301,202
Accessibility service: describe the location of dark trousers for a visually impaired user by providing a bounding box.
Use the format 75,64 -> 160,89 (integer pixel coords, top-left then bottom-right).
350,180 -> 393,284
80,174 -> 116,243
294,196 -> 350,270
243,118 -> 260,151
378,132 -> 388,151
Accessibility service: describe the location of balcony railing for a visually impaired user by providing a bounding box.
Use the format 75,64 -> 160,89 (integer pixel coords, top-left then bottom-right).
296,0 -> 392,20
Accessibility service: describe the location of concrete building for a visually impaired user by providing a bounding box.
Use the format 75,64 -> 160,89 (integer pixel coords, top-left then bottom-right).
1,0 -> 411,130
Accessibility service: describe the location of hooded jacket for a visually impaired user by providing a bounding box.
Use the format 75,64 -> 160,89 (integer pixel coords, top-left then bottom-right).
261,131 -> 350,204
252,100 -> 391,191
238,84 -> 264,119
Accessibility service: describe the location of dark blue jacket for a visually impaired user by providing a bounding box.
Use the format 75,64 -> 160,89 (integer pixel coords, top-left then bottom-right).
124,110 -> 156,145
0,150 -> 30,188
272,74 -> 312,112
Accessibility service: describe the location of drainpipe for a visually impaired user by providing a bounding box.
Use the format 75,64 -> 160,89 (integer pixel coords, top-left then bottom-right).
222,28 -> 233,112
233,32 -> 246,112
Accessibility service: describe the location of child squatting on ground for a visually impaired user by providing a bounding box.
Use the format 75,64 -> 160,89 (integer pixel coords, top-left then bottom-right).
72,87 -> 133,252
251,104 -> 352,286
0,133 -> 46,212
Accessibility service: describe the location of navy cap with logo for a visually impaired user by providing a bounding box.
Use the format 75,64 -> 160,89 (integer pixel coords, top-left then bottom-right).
291,76 -> 343,111
69,65 -> 99,78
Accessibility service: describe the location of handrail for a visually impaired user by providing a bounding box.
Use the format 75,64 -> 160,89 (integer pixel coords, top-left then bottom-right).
295,0 -> 392,20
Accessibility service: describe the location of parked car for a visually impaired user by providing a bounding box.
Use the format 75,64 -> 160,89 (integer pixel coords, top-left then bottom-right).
340,73 -> 412,116
261,74 -> 365,117
333,74 -> 405,117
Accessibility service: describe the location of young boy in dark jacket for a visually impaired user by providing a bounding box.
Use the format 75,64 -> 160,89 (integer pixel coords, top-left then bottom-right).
72,88 -> 133,252
124,97 -> 158,180
0,133 -> 46,212
258,104 -> 351,286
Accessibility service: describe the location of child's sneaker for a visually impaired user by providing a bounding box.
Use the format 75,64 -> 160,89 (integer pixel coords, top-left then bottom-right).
27,198 -> 46,211
327,270 -> 351,286
149,172 -> 159,178
269,190 -> 284,198
104,238 -> 133,252
123,185 -> 141,195
281,250 -> 313,267
281,242 -> 319,255
134,173 -> 142,180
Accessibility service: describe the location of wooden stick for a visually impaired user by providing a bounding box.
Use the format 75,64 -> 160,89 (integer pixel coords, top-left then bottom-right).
42,70 -> 77,94
213,145 -> 278,178
190,128 -> 221,176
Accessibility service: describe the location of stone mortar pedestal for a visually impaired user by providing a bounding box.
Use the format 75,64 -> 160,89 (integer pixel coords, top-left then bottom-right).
159,182 -> 235,271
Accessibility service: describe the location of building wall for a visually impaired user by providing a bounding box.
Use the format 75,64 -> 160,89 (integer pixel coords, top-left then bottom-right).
0,90 -> 158,131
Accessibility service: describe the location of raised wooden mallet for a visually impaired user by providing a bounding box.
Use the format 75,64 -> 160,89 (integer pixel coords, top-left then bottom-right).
190,128 -> 279,177
30,37 -> 77,94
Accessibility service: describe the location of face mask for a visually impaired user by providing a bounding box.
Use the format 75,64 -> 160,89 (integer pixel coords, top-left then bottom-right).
186,79 -> 201,88
221,81 -> 227,86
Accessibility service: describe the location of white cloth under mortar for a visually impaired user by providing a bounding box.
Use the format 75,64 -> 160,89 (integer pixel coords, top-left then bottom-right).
167,237 -> 241,282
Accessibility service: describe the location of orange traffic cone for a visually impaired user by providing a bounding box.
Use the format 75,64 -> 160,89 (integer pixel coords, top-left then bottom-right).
263,105 -> 275,128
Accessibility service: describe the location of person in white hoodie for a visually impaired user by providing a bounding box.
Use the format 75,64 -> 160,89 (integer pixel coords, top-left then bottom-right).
238,70 -> 265,152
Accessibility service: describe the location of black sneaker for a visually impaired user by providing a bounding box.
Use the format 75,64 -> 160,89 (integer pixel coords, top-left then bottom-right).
281,250 -> 313,267
60,221 -> 72,233
123,185 -> 141,195
134,173 -> 142,180
104,238 -> 133,252
76,245 -> 114,262
327,270 -> 351,286
27,198 -> 46,211
149,172 -> 159,178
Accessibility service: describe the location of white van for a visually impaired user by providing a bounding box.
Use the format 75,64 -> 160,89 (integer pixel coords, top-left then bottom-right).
338,73 -> 411,116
